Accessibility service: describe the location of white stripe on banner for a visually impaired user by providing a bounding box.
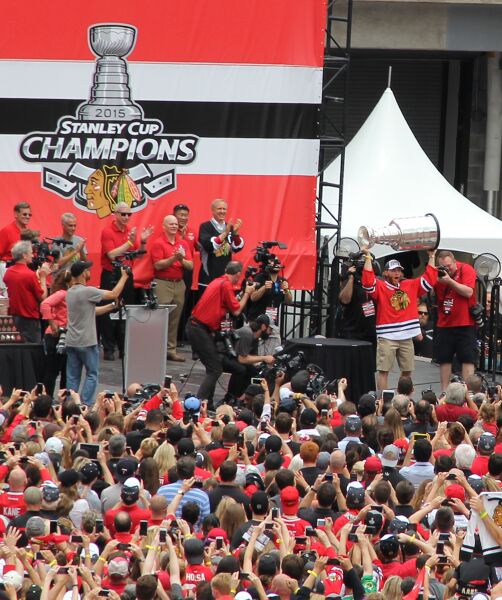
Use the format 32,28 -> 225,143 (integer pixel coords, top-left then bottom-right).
1,135 -> 320,176
0,60 -> 322,104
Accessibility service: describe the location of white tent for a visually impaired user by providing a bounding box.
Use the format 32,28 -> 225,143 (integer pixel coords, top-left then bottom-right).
322,88 -> 502,262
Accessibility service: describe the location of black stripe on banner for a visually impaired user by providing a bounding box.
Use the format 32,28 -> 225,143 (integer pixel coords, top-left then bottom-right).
0,99 -> 319,139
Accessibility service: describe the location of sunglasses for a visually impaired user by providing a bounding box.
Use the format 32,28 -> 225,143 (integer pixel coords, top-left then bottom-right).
418,311 -> 428,315
21,213 -> 32,217
119,212 -> 132,217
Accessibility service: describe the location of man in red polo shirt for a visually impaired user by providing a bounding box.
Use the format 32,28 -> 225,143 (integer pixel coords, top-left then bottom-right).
99,202 -> 154,360
151,214 -> 193,362
3,241 -> 50,342
186,261 -> 255,403
0,202 -> 32,263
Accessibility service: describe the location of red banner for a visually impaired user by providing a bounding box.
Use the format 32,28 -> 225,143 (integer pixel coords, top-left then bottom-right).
0,0 -> 325,288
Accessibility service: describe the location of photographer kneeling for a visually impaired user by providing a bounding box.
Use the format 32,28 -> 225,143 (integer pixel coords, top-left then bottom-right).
221,314 -> 276,404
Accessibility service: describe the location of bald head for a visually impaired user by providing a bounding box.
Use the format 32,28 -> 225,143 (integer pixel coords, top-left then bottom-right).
25,486 -> 42,508
8,468 -> 27,491
330,450 -> 346,472
114,202 -> 130,214
163,214 -> 179,238
150,494 -> 168,517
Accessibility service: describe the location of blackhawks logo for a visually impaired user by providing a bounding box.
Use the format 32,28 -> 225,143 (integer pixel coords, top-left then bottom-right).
390,290 -> 410,311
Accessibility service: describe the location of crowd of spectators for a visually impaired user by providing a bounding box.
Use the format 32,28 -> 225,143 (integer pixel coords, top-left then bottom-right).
0,369 -> 497,600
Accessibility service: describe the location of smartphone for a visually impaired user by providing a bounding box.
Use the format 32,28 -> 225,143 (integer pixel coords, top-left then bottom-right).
29,421 -> 37,428
317,519 -> 326,527
65,389 -> 72,399
295,536 -> 307,545
327,558 -> 341,566
272,507 -> 279,519
488,385 -> 498,397
211,420 -> 219,427
216,536 -> 224,549
72,415 -> 79,425
98,591 -> 111,597
438,532 -> 450,541
413,433 -> 428,439
324,473 -> 333,482
265,523 -> 274,530
50,520 -> 58,534
305,527 -> 317,537
321,409 -> 328,417
237,434 -> 244,449
139,520 -> 148,537
164,374 -> 172,388
19,457 -> 28,464
382,390 -> 394,402
58,567 -> 69,574
251,377 -> 262,386
371,505 -> 383,513
104,391 -> 114,399
239,572 -> 251,581
79,443 -> 100,459
348,524 -> 358,542
36,383 -> 43,395
260,421 -> 267,432
126,446 -> 133,456
95,519 -> 104,534
70,535 -> 83,543
13,442 -> 21,451
117,543 -> 130,551
193,479 -> 203,489
159,528 -> 167,543
35,552 -> 43,561
446,473 -> 457,480
191,413 -> 199,424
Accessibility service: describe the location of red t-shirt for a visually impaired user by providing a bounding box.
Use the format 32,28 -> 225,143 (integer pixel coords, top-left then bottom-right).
178,225 -> 198,255
143,393 -> 183,420
471,455 -> 490,477
435,261 -> 476,327
101,220 -> 139,271
4,263 -> 43,318
0,491 -> 25,519
0,221 -> 25,261
191,276 -> 240,331
380,558 -> 417,582
282,515 -> 310,537
101,578 -> 127,594
105,504 -> 152,534
182,564 -> 213,597
151,235 -> 192,280
435,404 -> 477,422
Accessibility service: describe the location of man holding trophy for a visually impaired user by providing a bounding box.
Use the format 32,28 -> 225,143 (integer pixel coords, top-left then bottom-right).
358,214 -> 441,390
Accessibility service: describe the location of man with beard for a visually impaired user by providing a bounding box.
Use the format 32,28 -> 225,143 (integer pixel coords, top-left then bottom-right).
66,261 -> 129,406
362,250 -> 437,390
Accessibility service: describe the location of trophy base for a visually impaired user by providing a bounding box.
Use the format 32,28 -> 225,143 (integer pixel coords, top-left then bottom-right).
78,104 -> 143,121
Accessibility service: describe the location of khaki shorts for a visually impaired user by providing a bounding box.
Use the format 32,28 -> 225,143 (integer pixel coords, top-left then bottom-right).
376,337 -> 415,372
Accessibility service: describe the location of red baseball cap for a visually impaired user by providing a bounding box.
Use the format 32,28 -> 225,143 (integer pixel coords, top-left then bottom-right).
280,486 -> 300,515
364,456 -> 382,473
445,483 -> 465,501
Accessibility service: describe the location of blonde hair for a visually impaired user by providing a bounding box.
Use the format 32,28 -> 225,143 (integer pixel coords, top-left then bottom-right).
154,442 -> 176,476
382,576 -> 403,600
215,496 -> 236,523
384,408 -> 406,441
140,437 -> 159,458
211,573 -> 232,596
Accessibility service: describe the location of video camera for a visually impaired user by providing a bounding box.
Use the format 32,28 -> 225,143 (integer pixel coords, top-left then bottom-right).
258,348 -> 307,381
111,249 -> 146,277
340,250 -> 366,278
215,329 -> 240,358
30,239 -> 61,270
138,281 -> 159,310
245,240 -> 288,282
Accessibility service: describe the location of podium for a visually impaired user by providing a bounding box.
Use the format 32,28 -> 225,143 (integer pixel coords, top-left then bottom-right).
124,305 -> 174,386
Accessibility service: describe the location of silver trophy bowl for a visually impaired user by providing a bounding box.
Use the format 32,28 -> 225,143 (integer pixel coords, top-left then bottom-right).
358,213 -> 440,251
89,25 -> 137,58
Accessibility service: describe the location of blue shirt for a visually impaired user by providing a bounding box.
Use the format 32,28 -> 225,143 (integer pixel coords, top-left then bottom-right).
156,480 -> 210,524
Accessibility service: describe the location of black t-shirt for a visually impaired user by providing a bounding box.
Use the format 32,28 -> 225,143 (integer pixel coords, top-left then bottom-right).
338,277 -> 376,343
126,428 -> 156,453
395,504 -> 415,519
208,484 -> 251,513
300,466 -> 322,486
298,506 -> 338,528
247,273 -> 287,323
382,467 -> 406,490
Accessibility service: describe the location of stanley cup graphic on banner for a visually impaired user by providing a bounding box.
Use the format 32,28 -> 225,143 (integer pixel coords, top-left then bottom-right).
19,24 -> 199,219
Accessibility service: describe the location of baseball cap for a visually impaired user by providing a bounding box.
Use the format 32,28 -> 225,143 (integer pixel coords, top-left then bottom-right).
379,534 -> 400,558
184,396 -> 201,412
42,481 -> 60,503
114,458 -> 138,483
265,435 -> 282,454
385,259 -> 403,271
388,516 -> 409,534
108,556 -> 129,577
244,384 -> 263,397
251,491 -> 269,515
177,438 -> 196,457
467,474 -> 485,494
206,528 -> 229,544
184,538 -> 205,565
70,260 -> 93,278
26,516 -> 46,538
258,553 -> 278,576
365,510 -> 384,532
280,486 -> 300,515
364,456 -> 382,473
300,408 -> 317,428
380,444 -> 400,468
255,314 -> 271,327
44,437 -> 63,455
79,462 -> 100,485
478,432 -> 496,452
346,482 -> 365,508
445,483 -> 466,501
2,570 -> 23,591
345,415 -> 362,433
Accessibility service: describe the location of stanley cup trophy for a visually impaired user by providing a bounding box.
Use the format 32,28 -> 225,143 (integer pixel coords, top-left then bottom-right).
358,213 -> 441,251
78,24 -> 143,121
